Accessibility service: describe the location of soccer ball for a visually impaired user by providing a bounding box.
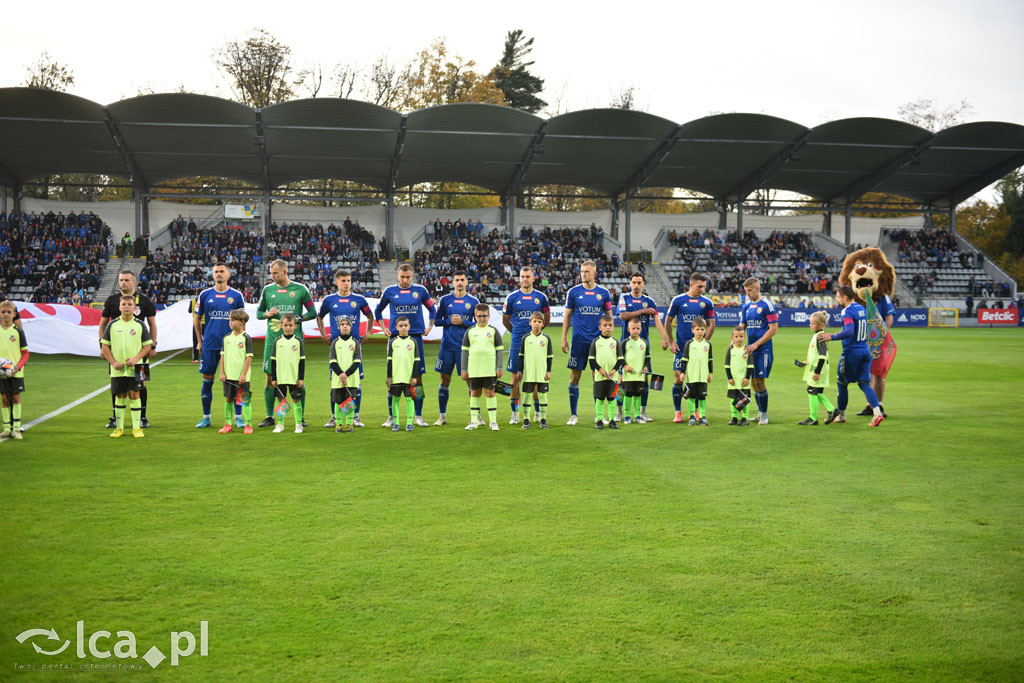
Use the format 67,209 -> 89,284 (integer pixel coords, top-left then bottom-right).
0,358 -> 14,378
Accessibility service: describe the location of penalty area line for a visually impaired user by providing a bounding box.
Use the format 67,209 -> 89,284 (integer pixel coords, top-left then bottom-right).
0,349 -> 186,443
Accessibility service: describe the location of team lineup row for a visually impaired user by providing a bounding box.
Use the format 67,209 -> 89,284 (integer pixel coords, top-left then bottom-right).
0,257 -> 889,440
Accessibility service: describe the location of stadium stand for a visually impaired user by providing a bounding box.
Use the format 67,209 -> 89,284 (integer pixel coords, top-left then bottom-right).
413,225 -> 620,305
662,229 -> 841,303
884,227 -> 1007,299
0,209 -> 111,304
139,220 -> 381,304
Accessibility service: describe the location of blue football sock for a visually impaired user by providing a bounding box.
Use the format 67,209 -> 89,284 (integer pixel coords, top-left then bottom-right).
672,383 -> 683,411
387,394 -> 393,417
837,383 -> 849,410
568,382 -> 579,416
510,398 -> 519,413
438,384 -> 450,413
355,388 -> 362,416
758,390 -> 769,413
859,382 -> 880,408
200,378 -> 213,416
414,395 -> 424,417
641,384 -> 649,409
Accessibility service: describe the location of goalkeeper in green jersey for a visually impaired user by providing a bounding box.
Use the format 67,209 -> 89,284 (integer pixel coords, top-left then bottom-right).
620,318 -> 651,425
386,317 -> 421,432
794,310 -> 837,426
588,314 -> 624,430
218,309 -> 254,434
256,260 -> 317,428
461,304 -> 504,431
516,312 -> 553,430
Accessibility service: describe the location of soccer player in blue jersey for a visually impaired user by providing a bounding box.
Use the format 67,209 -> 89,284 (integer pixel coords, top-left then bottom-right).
817,285 -> 885,427
560,260 -> 613,425
193,262 -> 246,428
502,266 -> 550,424
318,269 -> 373,428
433,270 -> 478,425
740,277 -> 778,425
374,263 -> 436,427
615,272 -> 668,423
664,273 -> 715,423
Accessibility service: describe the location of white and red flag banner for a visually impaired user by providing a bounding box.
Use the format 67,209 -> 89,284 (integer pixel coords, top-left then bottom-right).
14,300 -> 507,355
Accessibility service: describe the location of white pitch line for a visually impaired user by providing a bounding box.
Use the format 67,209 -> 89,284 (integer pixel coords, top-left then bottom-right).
1,349 -> 186,442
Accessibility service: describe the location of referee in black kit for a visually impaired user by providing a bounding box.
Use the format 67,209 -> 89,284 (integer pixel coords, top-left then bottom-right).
99,270 -> 157,428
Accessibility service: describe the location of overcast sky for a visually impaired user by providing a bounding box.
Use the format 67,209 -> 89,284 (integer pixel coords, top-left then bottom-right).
5,0 -> 1022,125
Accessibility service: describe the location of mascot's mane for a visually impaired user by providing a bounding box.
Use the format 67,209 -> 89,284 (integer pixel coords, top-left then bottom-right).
838,247 -> 895,305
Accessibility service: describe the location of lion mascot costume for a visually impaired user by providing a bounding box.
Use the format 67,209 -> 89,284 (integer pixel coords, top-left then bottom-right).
838,246 -> 897,415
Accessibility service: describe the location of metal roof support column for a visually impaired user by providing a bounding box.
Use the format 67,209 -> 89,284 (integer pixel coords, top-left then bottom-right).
949,204 -> 957,235
13,185 -> 21,216
844,204 -> 851,249
611,197 -> 620,240
1,184 -> 6,216
824,207 -> 832,239
133,187 -> 142,240
499,196 -> 508,228
624,196 -> 632,259
385,189 -> 395,259
263,192 -> 272,241
717,201 -> 727,231
508,195 -> 516,239
737,201 -> 744,240
142,197 -> 150,239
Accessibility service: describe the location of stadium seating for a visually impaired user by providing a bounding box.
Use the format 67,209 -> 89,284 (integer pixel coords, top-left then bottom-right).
0,210 -> 111,304
413,225 -> 618,305
140,221 -> 381,304
885,228 -> 1004,298
662,229 -> 840,302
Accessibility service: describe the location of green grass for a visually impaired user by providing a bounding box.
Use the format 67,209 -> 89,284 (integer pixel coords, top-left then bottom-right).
1,327 -> 1023,680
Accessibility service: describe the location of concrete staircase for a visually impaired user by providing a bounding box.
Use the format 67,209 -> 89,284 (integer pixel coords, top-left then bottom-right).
645,263 -> 677,305
98,257 -> 148,297
377,259 -> 401,289
877,232 -> 923,306
97,258 -> 126,297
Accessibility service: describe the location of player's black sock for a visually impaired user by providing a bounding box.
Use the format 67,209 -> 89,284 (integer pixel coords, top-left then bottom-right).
139,385 -> 148,419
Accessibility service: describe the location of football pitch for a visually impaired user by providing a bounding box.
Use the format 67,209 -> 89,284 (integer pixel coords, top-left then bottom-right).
1,327 -> 1022,679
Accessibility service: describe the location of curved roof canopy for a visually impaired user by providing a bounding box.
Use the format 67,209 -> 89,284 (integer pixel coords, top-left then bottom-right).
1,87 -> 1022,208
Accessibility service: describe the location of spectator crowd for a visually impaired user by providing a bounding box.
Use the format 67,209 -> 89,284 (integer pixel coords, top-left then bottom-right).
669,229 -> 841,303
414,225 -> 615,304
0,209 -> 111,304
140,217 -> 380,304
